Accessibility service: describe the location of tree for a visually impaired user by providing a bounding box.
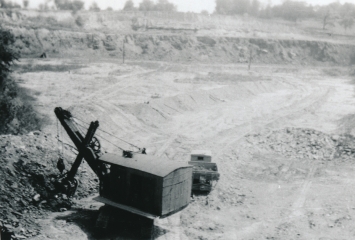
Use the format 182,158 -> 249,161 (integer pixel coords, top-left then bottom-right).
123,0 -> 135,11
154,0 -> 176,12
259,4 -> 273,19
39,3 -> 48,10
23,0 -> 29,8
0,0 -> 21,8
89,1 -> 100,11
272,1 -> 314,22
249,0 -> 260,16
201,10 -> 209,15
137,0 -> 176,12
0,28 -> 19,82
339,16 -> 355,32
0,27 -> 45,134
106,6 -> 113,11
138,0 -> 154,11
54,0 -> 84,12
55,0 -> 69,10
215,0 -> 250,15
71,0 -> 84,12
339,3 -> 355,18
321,9 -> 335,30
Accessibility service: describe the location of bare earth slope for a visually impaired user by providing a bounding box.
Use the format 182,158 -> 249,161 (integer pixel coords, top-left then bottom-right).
2,59 -> 354,239
2,9 -> 355,66
2,9 -> 355,240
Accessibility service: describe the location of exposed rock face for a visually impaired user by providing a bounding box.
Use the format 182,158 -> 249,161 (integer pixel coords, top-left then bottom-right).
1,10 -> 354,65
6,27 -> 355,65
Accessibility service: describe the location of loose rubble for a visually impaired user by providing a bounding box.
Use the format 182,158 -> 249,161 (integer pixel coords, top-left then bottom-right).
245,128 -> 355,161
0,132 -> 98,239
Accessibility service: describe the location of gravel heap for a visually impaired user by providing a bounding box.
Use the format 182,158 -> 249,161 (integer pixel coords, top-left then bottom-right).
246,128 -> 355,161
0,132 -> 98,239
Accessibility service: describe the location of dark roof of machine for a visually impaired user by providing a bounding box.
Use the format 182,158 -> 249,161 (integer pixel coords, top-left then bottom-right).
99,153 -> 191,177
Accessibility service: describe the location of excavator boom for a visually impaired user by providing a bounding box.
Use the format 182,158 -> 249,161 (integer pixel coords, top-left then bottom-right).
54,107 -> 100,179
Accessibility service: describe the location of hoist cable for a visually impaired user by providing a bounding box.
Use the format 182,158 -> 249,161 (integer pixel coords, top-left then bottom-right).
56,118 -> 60,157
58,115 -> 144,155
73,117 -> 141,150
55,118 -> 61,169
74,119 -> 110,154
72,119 -> 123,151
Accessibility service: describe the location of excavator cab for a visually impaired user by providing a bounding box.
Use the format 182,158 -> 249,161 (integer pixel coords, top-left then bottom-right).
54,107 -> 193,237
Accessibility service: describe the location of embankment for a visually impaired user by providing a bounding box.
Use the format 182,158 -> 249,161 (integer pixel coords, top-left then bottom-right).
2,9 -> 355,65
7,27 -> 355,65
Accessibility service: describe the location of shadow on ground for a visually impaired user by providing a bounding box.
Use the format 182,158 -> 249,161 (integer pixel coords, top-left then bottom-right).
56,209 -> 170,240
192,191 -> 211,197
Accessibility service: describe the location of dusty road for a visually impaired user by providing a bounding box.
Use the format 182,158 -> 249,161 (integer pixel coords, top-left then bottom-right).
15,59 -> 355,239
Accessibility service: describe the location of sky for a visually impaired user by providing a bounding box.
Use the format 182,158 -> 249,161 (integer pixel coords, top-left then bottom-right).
13,0 -> 355,13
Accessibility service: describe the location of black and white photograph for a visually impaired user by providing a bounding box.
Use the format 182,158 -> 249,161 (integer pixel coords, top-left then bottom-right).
1,0 -> 355,239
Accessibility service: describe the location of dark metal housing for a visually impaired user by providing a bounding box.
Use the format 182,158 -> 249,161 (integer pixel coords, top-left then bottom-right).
95,153 -> 193,219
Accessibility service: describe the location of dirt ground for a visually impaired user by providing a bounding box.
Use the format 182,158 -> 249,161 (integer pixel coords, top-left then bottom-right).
9,58 -> 355,240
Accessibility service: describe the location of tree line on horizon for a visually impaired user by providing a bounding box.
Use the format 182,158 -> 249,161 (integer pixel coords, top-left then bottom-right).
0,0 -> 176,12
0,0 -> 354,31
215,0 -> 355,31
0,0 -> 106,12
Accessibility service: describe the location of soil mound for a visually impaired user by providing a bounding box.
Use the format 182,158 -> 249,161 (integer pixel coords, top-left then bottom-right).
246,127 -> 355,161
0,132 -> 98,239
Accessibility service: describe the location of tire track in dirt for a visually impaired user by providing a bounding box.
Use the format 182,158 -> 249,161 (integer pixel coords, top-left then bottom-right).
79,70 -> 157,103
189,81 -> 332,239
67,64 -> 335,239
158,86 -> 306,239
215,83 -> 331,157
143,76 -> 331,239
154,125 -> 180,158
80,62 -> 170,103
91,99 -> 148,134
290,162 -> 317,217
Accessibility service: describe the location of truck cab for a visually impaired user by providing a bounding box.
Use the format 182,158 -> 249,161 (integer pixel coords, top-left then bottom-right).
188,150 -> 220,192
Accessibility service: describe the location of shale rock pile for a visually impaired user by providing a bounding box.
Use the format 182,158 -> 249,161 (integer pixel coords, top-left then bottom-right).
246,128 -> 355,161
0,132 -> 98,239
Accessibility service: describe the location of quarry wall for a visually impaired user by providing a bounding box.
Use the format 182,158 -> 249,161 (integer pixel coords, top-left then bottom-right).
1,9 -> 355,65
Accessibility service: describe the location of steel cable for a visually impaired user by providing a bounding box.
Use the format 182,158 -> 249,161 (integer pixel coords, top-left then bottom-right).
73,116 -> 141,150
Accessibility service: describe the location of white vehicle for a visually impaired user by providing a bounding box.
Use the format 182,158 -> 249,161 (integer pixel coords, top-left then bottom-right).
188,150 -> 220,192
